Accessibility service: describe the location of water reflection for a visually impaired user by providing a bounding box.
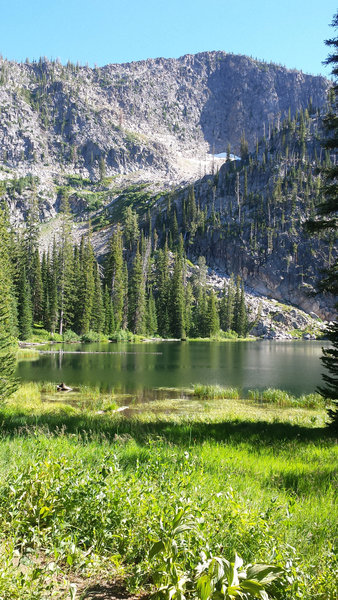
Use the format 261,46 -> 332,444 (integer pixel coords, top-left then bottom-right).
17,341 -> 325,396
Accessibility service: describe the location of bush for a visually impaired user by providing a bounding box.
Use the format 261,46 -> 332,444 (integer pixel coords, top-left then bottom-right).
62,329 -> 80,342
110,329 -> 135,342
48,332 -> 63,342
80,330 -> 108,343
219,329 -> 239,340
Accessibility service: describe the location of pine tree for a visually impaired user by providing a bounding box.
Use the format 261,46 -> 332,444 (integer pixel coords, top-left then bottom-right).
31,249 -> 43,323
105,225 -> 124,329
194,287 -> 208,337
24,193 -> 40,285
124,206 -> 139,250
0,210 -> 18,401
187,186 -> 197,222
233,276 -> 242,335
155,242 -> 170,337
41,251 -> 49,328
237,284 -> 248,338
240,131 -> 249,161
18,267 -> 32,340
224,277 -> 235,332
58,192 -> 75,335
207,290 -> 220,337
170,252 -> 185,339
219,282 -> 228,331
184,283 -> 194,337
122,262 -> 129,330
103,285 -> 115,336
78,233 -> 95,334
91,263 -> 104,333
146,286 -> 158,336
307,13 -> 338,429
71,245 -> 81,333
128,244 -> 146,334
49,270 -> 58,335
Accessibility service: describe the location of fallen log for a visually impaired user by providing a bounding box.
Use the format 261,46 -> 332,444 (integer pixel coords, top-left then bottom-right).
56,382 -> 73,392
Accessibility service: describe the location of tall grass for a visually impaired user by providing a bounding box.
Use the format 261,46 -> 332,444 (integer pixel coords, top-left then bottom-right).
248,387 -> 326,408
0,384 -> 335,598
193,384 -> 240,399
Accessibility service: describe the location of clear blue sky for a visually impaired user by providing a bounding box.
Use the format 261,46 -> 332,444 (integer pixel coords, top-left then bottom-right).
0,0 -> 336,76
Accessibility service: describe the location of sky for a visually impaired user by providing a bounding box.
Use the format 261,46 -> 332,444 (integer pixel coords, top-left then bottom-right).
0,0 -> 336,76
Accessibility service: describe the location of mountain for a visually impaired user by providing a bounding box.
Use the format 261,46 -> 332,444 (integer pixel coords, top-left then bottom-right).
0,52 -> 334,322
148,111 -> 336,319
0,52 -> 329,221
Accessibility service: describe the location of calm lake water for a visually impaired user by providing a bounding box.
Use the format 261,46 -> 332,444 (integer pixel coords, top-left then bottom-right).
17,340 -> 326,396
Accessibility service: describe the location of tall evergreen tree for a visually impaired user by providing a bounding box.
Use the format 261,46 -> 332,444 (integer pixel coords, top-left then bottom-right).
0,210 -> 18,401
225,276 -> 235,332
307,13 -> 338,430
207,290 -> 220,337
18,267 -> 32,340
31,249 -> 43,323
105,225 -> 124,329
237,284 -> 248,338
123,206 -> 139,250
233,276 -> 242,335
58,192 -> 75,335
194,287 -> 208,337
24,193 -> 40,285
49,270 -> 58,335
71,245 -> 82,333
103,285 -> 115,336
219,282 -> 227,331
78,233 -> 95,334
155,242 -> 170,337
128,244 -> 146,334
146,286 -> 158,336
122,262 -> 129,330
170,252 -> 185,339
91,263 -> 104,333
184,283 -> 194,337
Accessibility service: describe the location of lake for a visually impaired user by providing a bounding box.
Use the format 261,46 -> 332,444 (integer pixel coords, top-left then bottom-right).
17,340 -> 326,396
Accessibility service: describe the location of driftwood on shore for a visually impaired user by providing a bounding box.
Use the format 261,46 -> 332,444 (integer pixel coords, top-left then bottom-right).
56,382 -> 73,392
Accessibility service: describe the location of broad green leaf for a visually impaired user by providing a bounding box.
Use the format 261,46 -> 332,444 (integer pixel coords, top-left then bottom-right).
209,557 -> 225,582
172,509 -> 185,529
234,554 -> 243,571
246,564 -> 283,584
197,573 -> 213,600
173,524 -> 194,535
240,579 -> 263,593
149,540 -> 165,559
226,585 -> 242,597
171,539 -> 178,557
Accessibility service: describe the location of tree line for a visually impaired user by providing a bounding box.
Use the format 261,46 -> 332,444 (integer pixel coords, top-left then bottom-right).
0,194 -> 251,343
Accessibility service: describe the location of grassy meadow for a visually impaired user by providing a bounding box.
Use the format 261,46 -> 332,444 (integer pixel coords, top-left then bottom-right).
0,383 -> 336,599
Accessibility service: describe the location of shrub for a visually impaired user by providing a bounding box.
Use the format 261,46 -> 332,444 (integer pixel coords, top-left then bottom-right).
80,330 -> 108,343
62,329 -> 80,342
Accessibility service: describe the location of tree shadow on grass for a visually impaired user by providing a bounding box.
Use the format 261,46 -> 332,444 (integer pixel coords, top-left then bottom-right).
0,411 -> 336,448
78,581 -> 144,600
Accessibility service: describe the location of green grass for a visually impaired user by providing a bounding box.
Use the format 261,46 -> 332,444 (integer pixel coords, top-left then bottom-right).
193,384 -> 240,399
188,334 -> 254,342
248,387 -> 326,408
22,324 -> 63,344
16,347 -> 40,360
0,384 -> 336,599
